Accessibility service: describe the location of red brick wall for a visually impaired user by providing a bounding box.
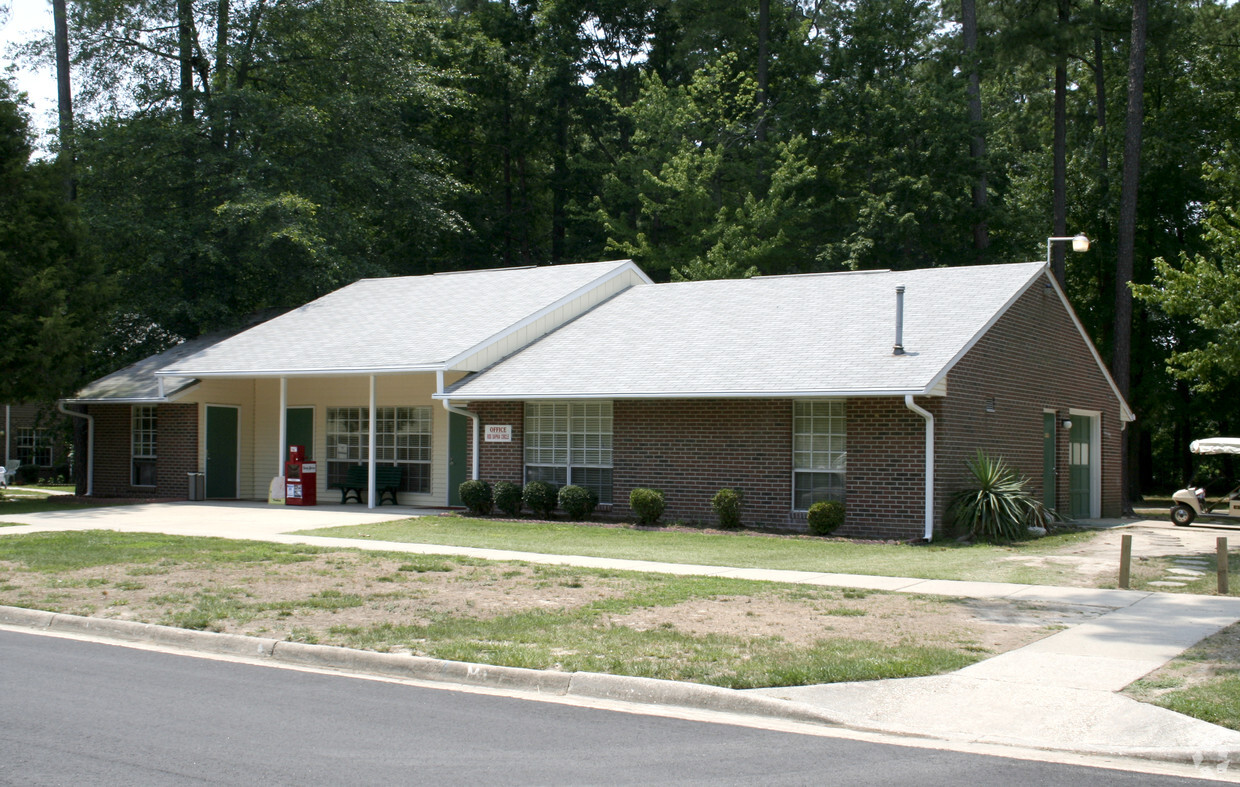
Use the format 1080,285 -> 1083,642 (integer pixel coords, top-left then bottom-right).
938,275 -> 1126,520
611,399 -> 792,526
843,398 -> 937,540
87,403 -> 198,498
465,402 -> 524,484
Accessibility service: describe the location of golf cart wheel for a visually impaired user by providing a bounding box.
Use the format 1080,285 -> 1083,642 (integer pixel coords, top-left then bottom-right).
1171,504 -> 1196,526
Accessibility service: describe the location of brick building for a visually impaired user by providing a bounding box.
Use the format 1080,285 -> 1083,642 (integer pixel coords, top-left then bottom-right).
1,403 -> 71,484
64,259 -> 1131,539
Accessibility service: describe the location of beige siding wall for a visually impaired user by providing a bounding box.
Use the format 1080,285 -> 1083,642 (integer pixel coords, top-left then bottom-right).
182,373 -> 464,505
452,270 -> 645,371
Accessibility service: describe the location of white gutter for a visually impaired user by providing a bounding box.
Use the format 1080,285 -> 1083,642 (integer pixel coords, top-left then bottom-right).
903,395 -> 935,541
438,370 -> 480,488
433,388 -> 942,401
4,405 -> 9,466
155,364 -> 448,379
57,402 -> 94,496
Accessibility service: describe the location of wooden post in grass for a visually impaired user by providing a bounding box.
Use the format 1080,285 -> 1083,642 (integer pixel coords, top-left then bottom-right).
1219,537 -> 1229,595
1119,534 -> 1133,589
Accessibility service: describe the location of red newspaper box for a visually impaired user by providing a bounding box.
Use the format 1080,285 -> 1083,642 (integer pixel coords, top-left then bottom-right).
285,445 -> 317,506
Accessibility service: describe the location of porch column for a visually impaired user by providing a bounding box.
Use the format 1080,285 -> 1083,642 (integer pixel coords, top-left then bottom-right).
368,375 -> 376,510
278,377 -> 287,475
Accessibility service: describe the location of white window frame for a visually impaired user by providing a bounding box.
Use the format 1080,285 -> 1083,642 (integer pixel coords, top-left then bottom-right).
132,405 -> 157,487
792,399 -> 846,511
524,401 -> 613,505
326,406 -> 432,494
15,427 -> 52,467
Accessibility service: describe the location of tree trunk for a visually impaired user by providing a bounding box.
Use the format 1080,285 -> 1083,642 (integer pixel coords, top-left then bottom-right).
756,0 -> 770,143
179,0 -> 195,126
962,0 -> 988,257
1051,0 -> 1069,287
52,0 -> 75,201
1114,0 -> 1148,507
211,0 -> 229,150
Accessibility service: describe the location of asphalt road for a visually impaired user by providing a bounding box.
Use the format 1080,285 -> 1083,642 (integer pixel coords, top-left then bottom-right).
0,630 -> 1223,786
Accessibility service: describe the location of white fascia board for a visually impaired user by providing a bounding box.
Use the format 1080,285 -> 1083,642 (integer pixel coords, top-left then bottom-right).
60,381 -> 200,406
441,261 -> 651,371
155,364 -> 445,379
433,388 -> 940,402
921,264 -> 1050,397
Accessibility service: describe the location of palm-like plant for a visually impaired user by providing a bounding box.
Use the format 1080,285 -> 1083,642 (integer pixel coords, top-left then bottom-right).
947,451 -> 1058,542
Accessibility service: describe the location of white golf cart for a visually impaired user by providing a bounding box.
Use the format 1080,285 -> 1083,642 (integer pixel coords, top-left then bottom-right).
1170,437 -> 1240,526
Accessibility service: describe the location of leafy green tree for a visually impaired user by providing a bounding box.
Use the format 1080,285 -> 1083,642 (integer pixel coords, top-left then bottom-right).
0,80 -> 112,401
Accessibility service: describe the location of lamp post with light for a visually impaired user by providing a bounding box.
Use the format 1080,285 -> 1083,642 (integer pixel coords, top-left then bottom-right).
1046,233 -> 1090,266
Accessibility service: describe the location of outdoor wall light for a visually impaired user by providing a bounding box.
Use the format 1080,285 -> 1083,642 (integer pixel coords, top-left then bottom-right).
1046,234 -> 1091,264
1061,418 -> 1073,430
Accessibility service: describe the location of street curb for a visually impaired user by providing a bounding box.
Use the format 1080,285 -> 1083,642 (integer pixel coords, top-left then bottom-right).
2,605 -> 1237,767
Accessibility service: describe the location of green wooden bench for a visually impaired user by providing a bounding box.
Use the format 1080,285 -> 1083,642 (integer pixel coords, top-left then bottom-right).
333,464 -> 403,505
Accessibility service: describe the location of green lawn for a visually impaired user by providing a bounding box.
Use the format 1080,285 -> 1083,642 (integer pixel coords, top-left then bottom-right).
0,531 -> 983,689
0,494 -> 140,521
298,516 -> 1099,585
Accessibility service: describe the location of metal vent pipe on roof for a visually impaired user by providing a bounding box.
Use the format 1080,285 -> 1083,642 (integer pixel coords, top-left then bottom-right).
893,285 -> 906,355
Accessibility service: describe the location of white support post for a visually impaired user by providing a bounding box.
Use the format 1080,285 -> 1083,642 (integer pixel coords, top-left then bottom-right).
278,377 -> 288,475
368,375 -> 377,510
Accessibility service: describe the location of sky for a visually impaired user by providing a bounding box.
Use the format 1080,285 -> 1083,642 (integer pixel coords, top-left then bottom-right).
2,1 -> 60,144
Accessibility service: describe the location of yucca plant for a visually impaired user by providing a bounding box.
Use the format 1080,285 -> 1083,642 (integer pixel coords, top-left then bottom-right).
947,451 -> 1058,542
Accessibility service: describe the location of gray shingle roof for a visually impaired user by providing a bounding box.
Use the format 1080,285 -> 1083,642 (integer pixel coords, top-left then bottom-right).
159,261 -> 638,377
68,333 -> 235,402
445,262 -> 1050,399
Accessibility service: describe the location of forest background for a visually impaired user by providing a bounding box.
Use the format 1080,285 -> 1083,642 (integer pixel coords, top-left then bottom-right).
2,0 -> 1239,500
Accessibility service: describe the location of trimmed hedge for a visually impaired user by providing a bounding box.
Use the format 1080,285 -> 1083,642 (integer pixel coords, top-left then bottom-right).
458,480 -> 493,516
807,500 -> 845,536
629,487 -> 666,526
711,488 -> 743,530
493,481 -> 523,517
523,480 -> 558,519
558,485 -> 598,521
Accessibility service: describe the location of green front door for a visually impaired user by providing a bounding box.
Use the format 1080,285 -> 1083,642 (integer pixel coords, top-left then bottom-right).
1069,415 -> 1092,519
448,412 -> 467,506
206,405 -> 239,499
286,407 -> 314,460
1042,412 -> 1056,511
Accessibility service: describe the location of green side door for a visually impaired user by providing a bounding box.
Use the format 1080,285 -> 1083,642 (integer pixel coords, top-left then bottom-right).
286,407 -> 314,460
448,412 -> 467,506
1068,415 -> 1092,519
206,405 -> 239,499
1042,412 -> 1056,511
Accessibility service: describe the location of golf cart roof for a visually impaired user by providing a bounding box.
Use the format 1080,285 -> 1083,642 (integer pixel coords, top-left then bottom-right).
1190,438 -> 1240,455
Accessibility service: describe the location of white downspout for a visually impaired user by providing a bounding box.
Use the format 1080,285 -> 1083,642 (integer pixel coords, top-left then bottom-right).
438,371 -> 480,489
57,402 -> 94,496
4,404 -> 9,466
904,395 -> 935,541
368,375 -> 377,510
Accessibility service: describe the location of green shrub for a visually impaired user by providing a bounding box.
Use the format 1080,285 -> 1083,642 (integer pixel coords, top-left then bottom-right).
493,481 -> 523,517
711,488 -> 743,530
947,451 -> 1058,543
15,465 -> 37,485
807,500 -> 845,536
458,480 -> 493,516
523,480 -> 559,519
558,485 -> 598,521
629,487 -> 666,526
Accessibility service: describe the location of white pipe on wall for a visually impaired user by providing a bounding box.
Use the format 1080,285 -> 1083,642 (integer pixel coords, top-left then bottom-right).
278,377 -> 287,475
437,371 -> 480,487
903,394 -> 935,541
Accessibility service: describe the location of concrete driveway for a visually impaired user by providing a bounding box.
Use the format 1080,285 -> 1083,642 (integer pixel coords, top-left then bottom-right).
0,500 -> 440,539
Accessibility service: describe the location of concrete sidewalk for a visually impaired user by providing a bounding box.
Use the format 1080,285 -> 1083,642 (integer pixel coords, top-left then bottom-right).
3,500 -> 1240,765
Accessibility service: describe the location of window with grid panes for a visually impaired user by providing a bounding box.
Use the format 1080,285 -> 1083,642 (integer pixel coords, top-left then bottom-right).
524,401 -> 612,504
131,406 -> 157,486
792,400 -> 845,510
15,428 -> 52,467
326,406 -> 432,494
